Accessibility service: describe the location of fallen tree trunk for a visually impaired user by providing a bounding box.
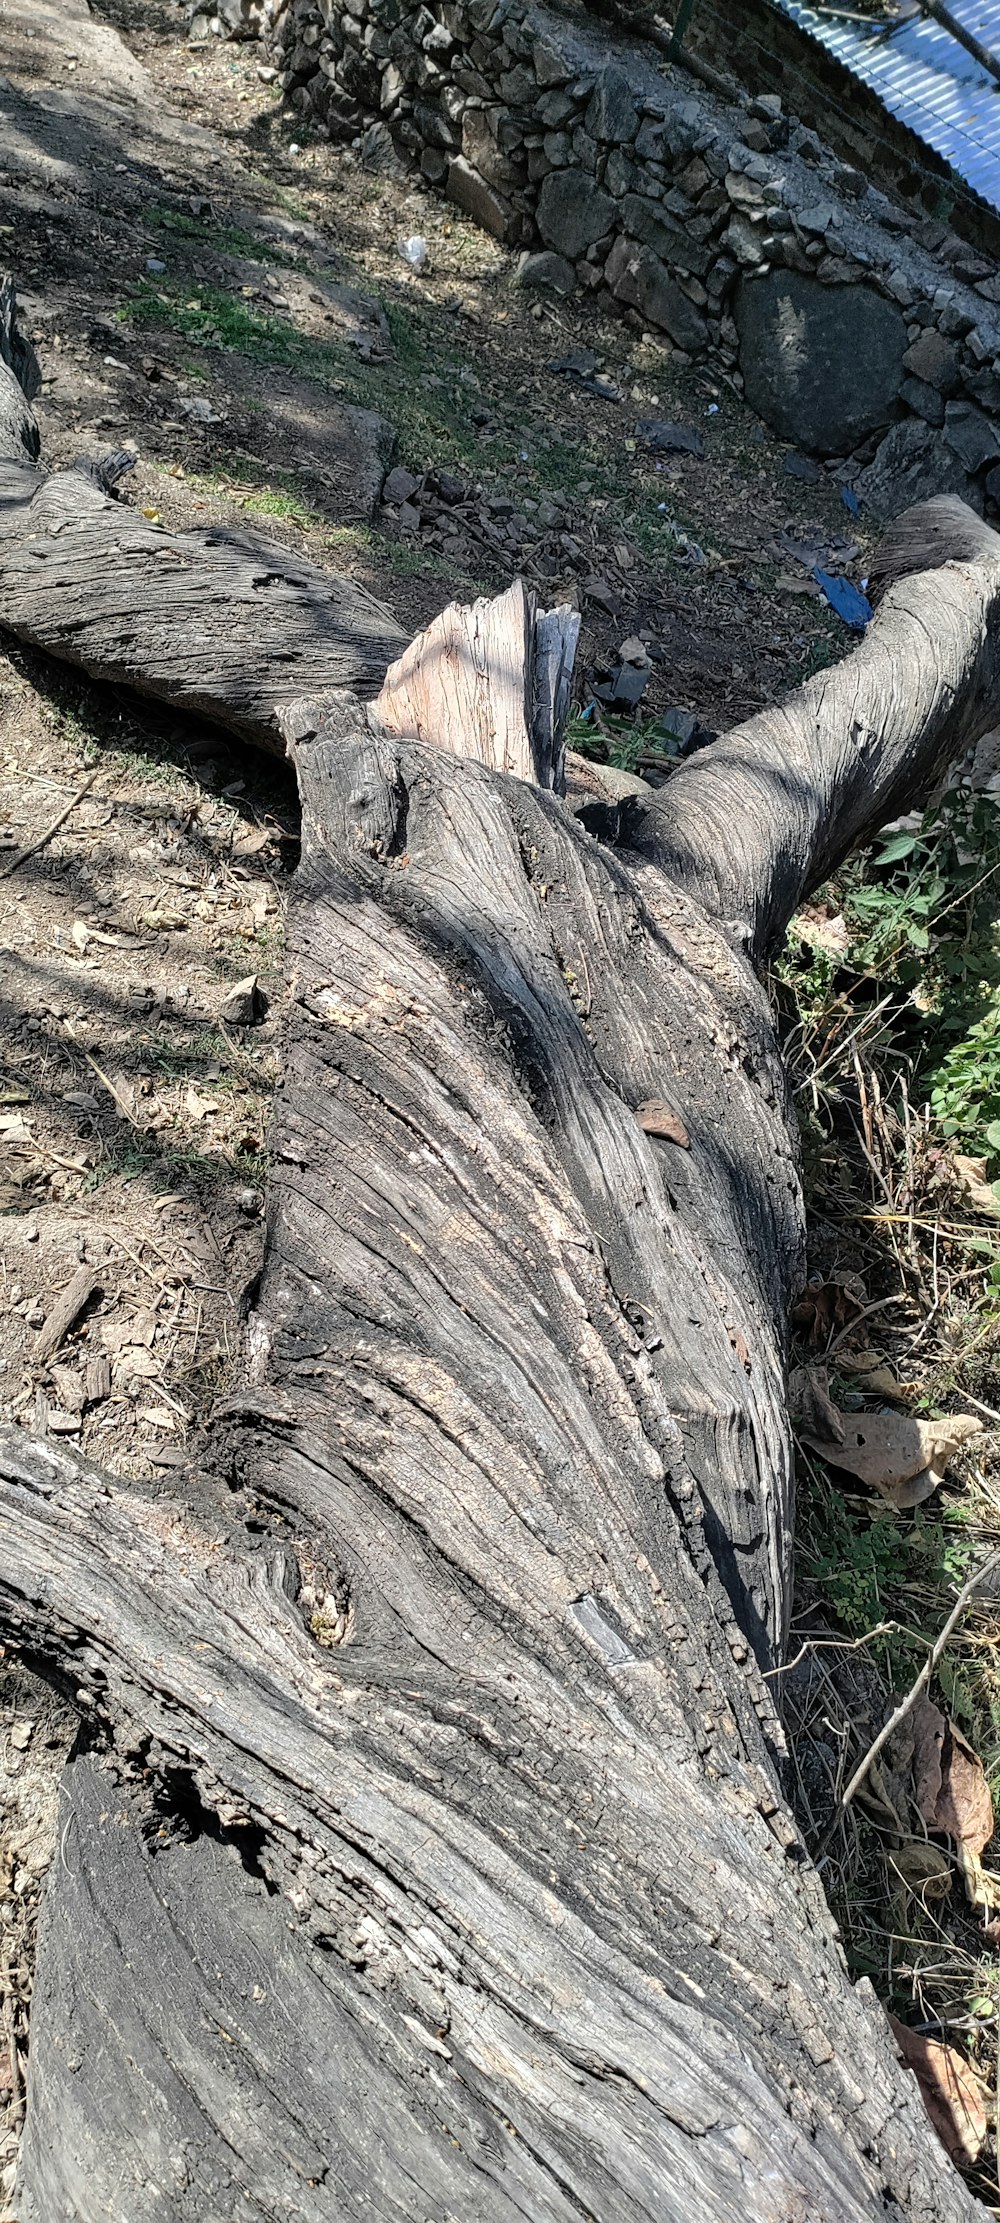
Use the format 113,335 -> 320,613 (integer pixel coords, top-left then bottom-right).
0,276 -> 994,2221
0,308 -> 404,753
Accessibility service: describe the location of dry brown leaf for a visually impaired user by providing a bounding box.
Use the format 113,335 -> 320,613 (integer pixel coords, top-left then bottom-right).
851,1363 -> 910,1400
788,1363 -> 845,1446
791,1274 -> 865,1348
888,2014 -> 987,2165
912,1696 -> 994,1858
140,907 -> 187,931
953,1154 -> 1000,1219
890,1840 -> 953,1905
636,1099 -> 689,1147
114,1346 -> 161,1382
185,1087 -> 220,1122
794,905 -> 850,955
957,1843 -> 1000,1914
798,1409 -> 982,1507
138,1405 -> 177,1432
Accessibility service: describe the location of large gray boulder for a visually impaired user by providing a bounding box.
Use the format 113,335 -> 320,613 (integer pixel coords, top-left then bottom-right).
735,270 -> 907,456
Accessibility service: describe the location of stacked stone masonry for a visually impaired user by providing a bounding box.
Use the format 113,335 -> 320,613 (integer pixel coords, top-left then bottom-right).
192,0 -> 1000,506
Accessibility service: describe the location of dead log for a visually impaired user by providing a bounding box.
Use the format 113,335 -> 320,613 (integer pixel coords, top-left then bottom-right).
0,275 -> 992,2221
0,279 -> 404,754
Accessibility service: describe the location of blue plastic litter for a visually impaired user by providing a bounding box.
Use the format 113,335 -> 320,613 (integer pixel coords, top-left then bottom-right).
813,567 -> 873,629
841,486 -> 861,518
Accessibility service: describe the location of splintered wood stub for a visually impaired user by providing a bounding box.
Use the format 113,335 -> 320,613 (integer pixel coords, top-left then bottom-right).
374,578 -> 578,790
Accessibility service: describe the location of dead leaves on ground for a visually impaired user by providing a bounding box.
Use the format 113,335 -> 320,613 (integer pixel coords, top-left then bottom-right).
910,1694 -> 1000,1917
790,1363 -> 982,1506
883,1707 -> 995,2166
888,2014 -> 988,2165
953,1153 -> 1000,1220
791,1272 -> 865,1348
913,1696 -> 994,1857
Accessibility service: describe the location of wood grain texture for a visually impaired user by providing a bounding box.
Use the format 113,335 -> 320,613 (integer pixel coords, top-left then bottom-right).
0,275 -> 39,465
0,270 -> 991,2215
0,703 -> 980,2223
0,458 -> 405,752
639,496 -> 1000,959
375,578 -> 578,789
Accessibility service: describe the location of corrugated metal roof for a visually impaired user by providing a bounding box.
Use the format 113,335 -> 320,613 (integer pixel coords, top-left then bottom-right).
775,1 -> 1000,210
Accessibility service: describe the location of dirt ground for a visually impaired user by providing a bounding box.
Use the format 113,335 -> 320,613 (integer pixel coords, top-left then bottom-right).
0,0 -> 885,2206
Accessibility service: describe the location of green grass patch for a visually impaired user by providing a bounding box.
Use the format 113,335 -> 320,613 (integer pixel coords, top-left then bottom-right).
148,207 -> 290,265
119,282 -> 722,578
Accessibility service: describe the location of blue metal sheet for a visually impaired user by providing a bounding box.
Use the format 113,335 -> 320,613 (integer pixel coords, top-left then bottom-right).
775,1 -> 1000,212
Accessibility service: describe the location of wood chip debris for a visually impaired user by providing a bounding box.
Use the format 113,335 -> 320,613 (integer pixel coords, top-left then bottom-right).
33,1266 -> 100,1364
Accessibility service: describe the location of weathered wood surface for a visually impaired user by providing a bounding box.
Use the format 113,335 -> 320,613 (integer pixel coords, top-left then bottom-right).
5,605 -> 997,2216
641,495 -> 1000,959
0,460 -> 406,750
0,281 -> 404,753
0,274 -> 39,465
0,262 -> 993,2217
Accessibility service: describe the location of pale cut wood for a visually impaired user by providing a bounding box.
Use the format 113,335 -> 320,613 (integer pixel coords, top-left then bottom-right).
375,576 -> 577,788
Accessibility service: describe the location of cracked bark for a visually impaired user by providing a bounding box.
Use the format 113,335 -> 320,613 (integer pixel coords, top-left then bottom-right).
0,275 -> 993,2220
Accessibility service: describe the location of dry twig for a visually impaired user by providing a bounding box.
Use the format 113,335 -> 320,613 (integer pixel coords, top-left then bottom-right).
0,771 -> 97,880
839,1548 -> 1000,1816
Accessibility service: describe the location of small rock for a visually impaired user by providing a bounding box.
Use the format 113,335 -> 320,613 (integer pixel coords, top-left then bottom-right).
900,374 -> 945,428
943,400 -> 1000,474
145,257 -> 167,275
177,394 -> 223,423
783,450 -> 822,483
382,465 -> 421,505
635,418 -> 704,456
857,417 -> 981,517
219,974 -> 266,1025
584,63 -> 639,146
902,328 -> 960,393
547,348 -> 598,377
510,250 -> 576,296
446,158 -> 515,244
726,171 -> 767,209
537,168 -> 616,261
796,202 -> 834,236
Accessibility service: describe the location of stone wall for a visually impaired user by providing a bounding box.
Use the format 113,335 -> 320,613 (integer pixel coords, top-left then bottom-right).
191,0 -> 1000,508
